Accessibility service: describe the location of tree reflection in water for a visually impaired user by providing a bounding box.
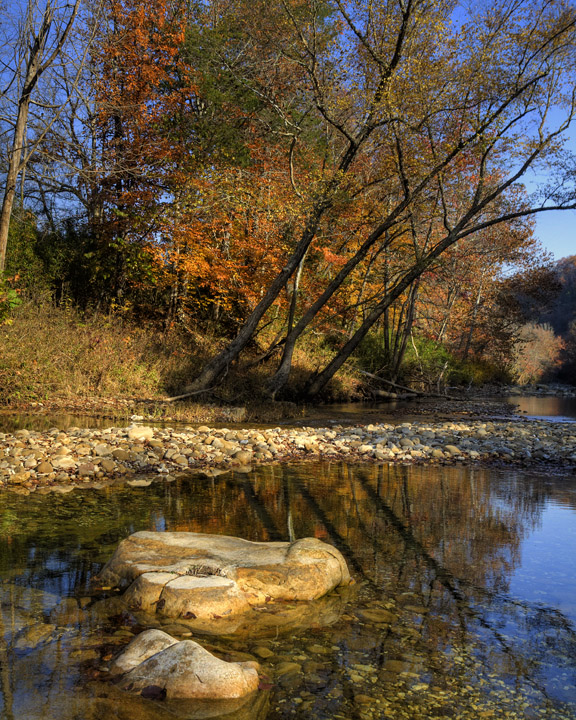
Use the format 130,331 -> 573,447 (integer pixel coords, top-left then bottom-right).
0,462 -> 575,719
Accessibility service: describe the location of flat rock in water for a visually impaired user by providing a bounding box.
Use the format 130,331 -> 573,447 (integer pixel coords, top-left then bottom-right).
94,531 -> 351,623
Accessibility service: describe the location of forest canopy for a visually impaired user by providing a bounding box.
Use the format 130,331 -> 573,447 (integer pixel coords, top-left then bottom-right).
1,0 -> 576,399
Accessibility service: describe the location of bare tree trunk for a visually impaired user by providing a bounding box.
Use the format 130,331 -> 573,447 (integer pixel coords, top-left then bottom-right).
286,251 -> 307,335
0,0 -> 80,272
0,102 -> 30,272
436,287 -> 457,344
391,280 -> 419,381
460,274 -> 485,361
265,223 -> 398,398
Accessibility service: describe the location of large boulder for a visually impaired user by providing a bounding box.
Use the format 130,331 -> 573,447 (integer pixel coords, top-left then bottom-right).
94,532 -> 350,623
89,585 -> 349,638
113,630 -> 259,700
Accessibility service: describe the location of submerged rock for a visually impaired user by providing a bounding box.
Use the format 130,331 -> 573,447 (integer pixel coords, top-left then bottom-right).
14,622 -> 57,649
94,531 -> 351,624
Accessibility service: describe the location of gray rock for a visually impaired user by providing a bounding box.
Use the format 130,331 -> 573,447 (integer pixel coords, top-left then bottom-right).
110,629 -> 179,675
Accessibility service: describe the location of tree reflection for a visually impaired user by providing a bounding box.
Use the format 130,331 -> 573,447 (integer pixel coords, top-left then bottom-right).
1,462 -> 575,718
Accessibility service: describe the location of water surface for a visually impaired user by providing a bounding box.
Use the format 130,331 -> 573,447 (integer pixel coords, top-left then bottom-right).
506,395 -> 576,422
1,462 -> 575,719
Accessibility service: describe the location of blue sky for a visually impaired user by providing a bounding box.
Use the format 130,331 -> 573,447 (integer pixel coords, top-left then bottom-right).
526,112 -> 576,263
535,211 -> 576,262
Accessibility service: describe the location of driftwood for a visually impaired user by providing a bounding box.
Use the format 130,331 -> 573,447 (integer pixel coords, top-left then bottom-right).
164,386 -> 216,402
360,371 -> 464,401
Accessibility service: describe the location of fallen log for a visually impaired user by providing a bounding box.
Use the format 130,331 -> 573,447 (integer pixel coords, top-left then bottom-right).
360,371 -> 464,401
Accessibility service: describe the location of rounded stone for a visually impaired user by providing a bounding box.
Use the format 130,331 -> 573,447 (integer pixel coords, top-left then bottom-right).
127,425 -> 154,442
116,634 -> 260,699
36,461 -> 53,474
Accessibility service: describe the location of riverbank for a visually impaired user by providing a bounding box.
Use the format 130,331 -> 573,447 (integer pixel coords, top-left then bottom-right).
5,381 -> 574,431
0,388 -> 525,433
1,413 -> 575,493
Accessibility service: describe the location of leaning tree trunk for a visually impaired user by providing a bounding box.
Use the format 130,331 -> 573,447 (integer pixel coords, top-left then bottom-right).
390,279 -> 419,382
460,274 -> 486,361
303,236 -> 460,398
265,224 -> 397,398
179,203 -> 332,395
180,136 -> 373,395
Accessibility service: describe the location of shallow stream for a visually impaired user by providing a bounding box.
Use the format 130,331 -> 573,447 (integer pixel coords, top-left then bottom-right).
505,395 -> 576,422
1,459 -> 576,719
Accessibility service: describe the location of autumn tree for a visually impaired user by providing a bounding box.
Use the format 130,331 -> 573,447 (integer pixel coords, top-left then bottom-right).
170,0 -> 576,399
512,322 -> 565,384
8,0 -> 575,397
411,216 -> 542,369
83,0 -> 305,318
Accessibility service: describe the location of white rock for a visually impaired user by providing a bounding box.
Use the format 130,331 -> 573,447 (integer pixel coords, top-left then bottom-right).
109,629 -> 178,675
127,425 -> 154,442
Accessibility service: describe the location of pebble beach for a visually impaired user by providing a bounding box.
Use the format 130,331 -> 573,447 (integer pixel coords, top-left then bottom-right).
1,415 -> 575,493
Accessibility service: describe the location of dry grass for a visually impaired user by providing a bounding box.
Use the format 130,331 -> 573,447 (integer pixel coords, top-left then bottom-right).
0,302 -> 188,405
0,302 -> 363,418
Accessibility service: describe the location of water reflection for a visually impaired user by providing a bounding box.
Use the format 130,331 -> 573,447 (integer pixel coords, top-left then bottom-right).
1,463 -> 575,719
506,395 -> 576,421
0,412 -> 124,434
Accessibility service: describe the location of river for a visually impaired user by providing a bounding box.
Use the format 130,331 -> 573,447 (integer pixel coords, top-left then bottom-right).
0,399 -> 575,719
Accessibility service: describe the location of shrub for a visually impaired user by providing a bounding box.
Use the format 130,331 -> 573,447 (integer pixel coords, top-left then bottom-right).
511,323 -> 565,384
0,275 -> 22,325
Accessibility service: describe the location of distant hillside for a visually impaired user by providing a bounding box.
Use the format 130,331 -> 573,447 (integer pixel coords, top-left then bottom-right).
505,256 -> 576,385
542,256 -> 576,336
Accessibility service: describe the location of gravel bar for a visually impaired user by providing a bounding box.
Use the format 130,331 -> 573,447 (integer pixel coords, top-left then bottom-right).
1,418 -> 575,493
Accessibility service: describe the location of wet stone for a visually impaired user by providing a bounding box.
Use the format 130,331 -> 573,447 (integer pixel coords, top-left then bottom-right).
77,462 -> 95,475
307,643 -> 331,654
403,604 -> 430,615
2,415 -> 576,492
14,622 -> 57,649
275,661 -> 302,676
278,673 -> 302,690
253,646 -> 275,659
36,461 -> 53,474
357,608 -> 397,624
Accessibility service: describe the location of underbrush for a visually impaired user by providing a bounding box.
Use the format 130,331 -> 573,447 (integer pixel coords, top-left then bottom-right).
5,302 -> 508,416
0,302 -> 361,412
357,331 -> 511,391
0,302 -> 196,405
